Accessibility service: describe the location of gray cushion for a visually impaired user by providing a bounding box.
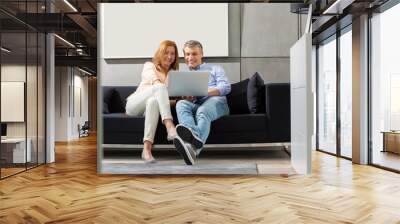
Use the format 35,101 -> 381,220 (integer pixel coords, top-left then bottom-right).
247,72 -> 266,114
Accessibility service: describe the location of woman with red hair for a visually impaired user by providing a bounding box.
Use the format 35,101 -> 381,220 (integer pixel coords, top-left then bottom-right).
125,40 -> 179,163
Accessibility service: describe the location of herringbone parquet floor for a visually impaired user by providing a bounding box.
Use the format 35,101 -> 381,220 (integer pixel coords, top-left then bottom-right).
1,134 -> 400,223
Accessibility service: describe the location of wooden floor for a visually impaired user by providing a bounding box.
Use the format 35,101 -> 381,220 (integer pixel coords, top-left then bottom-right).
1,134 -> 400,223
372,150 -> 400,171
0,167 -> 26,178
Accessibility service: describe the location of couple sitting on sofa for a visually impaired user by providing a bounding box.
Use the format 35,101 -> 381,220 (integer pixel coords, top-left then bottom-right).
125,40 -> 231,165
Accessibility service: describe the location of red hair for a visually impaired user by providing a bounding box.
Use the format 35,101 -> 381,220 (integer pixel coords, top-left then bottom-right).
152,40 -> 179,73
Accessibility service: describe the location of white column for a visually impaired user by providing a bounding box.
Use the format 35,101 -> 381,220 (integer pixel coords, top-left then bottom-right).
352,14 -> 369,164
97,3 -> 104,173
46,33 -> 55,163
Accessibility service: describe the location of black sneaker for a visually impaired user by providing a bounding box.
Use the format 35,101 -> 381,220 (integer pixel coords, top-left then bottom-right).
173,136 -> 196,165
176,124 -> 203,150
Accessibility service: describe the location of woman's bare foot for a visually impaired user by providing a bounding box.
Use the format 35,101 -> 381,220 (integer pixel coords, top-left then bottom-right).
164,119 -> 177,140
142,141 -> 156,163
167,126 -> 177,140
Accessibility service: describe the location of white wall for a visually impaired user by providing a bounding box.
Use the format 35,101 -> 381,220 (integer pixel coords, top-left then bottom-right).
55,67 -> 69,141
1,65 -> 34,138
71,74 -> 89,138
101,3 -> 229,58
55,67 -> 89,141
1,63 -> 46,164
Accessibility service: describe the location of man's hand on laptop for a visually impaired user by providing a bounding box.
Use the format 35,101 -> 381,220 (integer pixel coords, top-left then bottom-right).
182,96 -> 197,102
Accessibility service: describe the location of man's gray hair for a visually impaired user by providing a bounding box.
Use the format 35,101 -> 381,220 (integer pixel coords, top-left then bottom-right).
183,40 -> 203,52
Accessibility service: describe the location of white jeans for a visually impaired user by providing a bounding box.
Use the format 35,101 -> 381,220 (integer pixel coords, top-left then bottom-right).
125,84 -> 172,143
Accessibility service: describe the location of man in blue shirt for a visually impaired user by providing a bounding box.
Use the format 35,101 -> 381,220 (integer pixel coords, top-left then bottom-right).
174,40 -> 231,165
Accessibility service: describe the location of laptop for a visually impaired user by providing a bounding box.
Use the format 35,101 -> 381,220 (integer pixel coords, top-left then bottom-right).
167,71 -> 209,97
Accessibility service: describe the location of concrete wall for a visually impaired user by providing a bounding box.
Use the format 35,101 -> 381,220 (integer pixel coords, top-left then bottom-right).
100,3 -> 304,87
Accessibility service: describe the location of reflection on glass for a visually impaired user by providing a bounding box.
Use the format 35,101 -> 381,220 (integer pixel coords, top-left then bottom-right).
27,31 -> 38,169
318,37 -> 337,154
1,31 -> 28,177
390,75 -> 400,130
340,30 -> 352,158
38,33 -> 46,165
0,1 -> 47,179
371,3 -> 400,171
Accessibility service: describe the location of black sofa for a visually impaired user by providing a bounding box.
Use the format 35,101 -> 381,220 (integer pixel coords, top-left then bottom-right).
102,83 -> 290,145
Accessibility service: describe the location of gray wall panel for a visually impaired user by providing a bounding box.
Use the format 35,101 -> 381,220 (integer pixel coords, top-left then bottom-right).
241,4 -> 298,57
179,62 -> 240,84
101,60 -> 143,86
219,62 -> 241,83
241,58 -> 290,83
228,4 -> 241,57
101,60 -> 240,86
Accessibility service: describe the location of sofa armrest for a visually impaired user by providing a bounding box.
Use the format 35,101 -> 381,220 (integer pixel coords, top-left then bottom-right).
265,83 -> 290,142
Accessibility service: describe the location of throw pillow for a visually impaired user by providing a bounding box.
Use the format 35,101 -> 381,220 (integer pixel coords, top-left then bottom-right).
247,72 -> 266,113
109,89 -> 125,113
103,102 -> 110,114
103,88 -> 115,114
226,79 -> 250,114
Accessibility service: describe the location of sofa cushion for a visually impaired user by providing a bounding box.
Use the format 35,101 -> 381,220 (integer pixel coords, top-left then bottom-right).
103,113 -> 170,144
247,72 -> 266,114
115,87 -> 137,102
104,114 -> 267,134
207,132 -> 268,144
103,86 -> 137,114
210,114 -> 268,133
226,79 -> 250,114
104,112 -> 179,133
103,113 -> 144,133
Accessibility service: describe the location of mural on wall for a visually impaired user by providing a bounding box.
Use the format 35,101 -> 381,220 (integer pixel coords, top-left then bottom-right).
98,3 -> 304,175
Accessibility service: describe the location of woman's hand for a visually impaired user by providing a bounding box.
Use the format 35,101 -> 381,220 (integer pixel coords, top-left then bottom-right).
153,79 -> 163,85
154,66 -> 167,82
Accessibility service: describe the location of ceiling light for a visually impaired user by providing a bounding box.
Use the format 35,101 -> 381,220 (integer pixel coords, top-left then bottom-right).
54,34 -> 75,48
63,0 -> 78,12
1,47 -> 11,53
78,67 -> 93,76
323,0 -> 354,14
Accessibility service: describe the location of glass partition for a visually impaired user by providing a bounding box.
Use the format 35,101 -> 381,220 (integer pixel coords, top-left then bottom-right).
1,30 -> 28,178
0,1 -> 46,179
370,3 -> 400,171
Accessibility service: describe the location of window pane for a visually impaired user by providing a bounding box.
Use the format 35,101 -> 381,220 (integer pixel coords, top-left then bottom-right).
340,29 -> 352,158
318,37 -> 337,154
371,3 -> 400,171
